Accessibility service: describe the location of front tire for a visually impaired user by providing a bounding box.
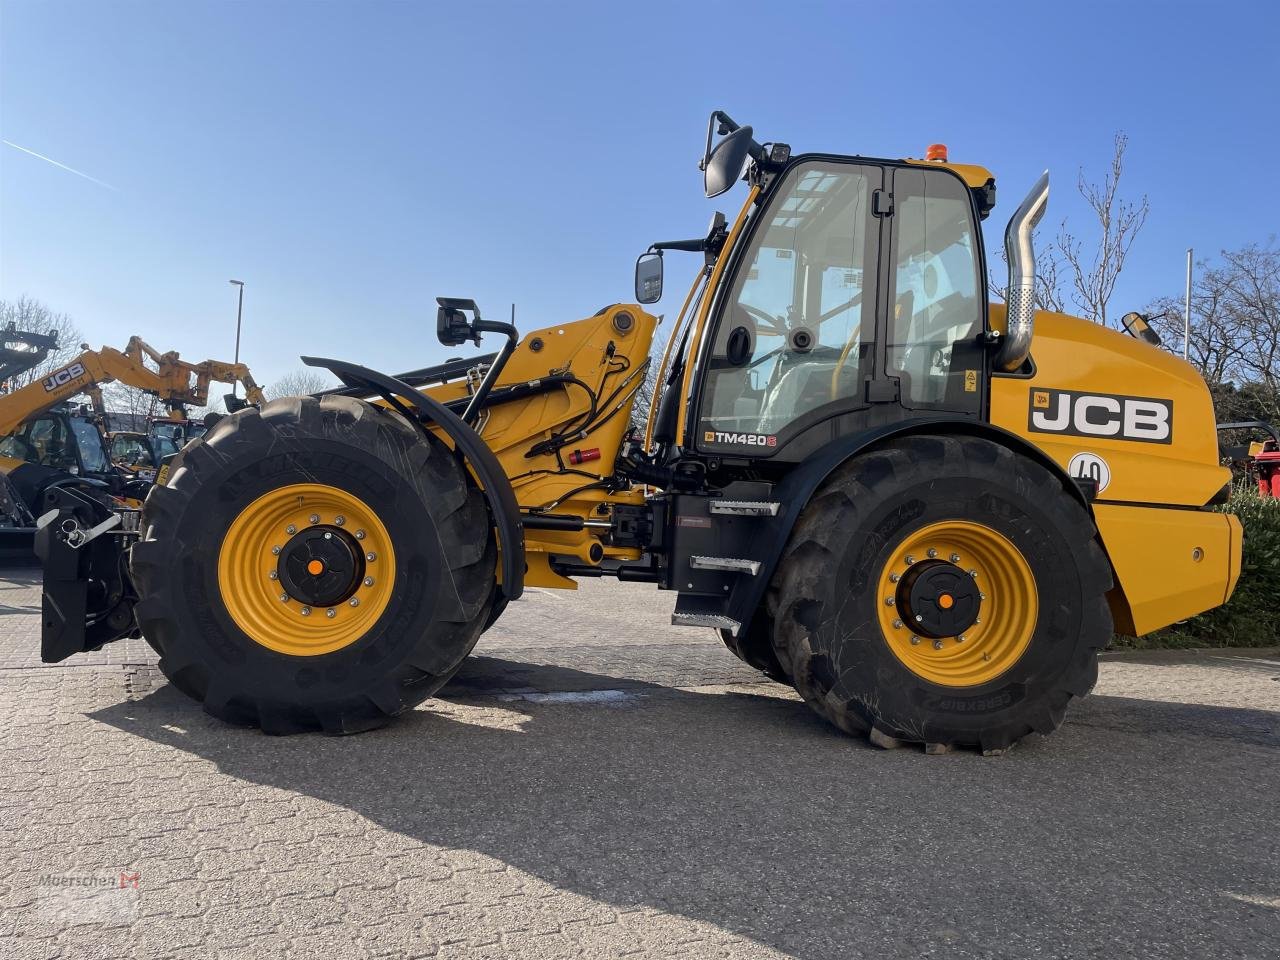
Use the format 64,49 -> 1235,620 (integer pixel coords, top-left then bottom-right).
130,395 -> 496,734
771,434 -> 1112,753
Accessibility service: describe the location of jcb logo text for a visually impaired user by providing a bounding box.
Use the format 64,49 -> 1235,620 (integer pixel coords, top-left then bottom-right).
1028,388 -> 1172,444
43,362 -> 87,393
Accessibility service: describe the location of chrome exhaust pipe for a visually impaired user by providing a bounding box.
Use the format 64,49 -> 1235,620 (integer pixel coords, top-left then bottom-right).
995,171 -> 1049,372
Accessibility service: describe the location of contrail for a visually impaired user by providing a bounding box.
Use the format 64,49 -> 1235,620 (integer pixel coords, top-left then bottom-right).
2,139 -> 118,191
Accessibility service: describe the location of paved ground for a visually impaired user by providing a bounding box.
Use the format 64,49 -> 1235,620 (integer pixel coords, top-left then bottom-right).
1,565 -> 1278,960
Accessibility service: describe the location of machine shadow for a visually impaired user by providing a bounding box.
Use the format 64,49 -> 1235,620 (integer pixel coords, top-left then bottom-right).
90,657 -> 1280,959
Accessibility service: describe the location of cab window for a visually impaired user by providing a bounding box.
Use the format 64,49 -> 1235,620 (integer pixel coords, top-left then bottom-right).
699,161 -> 879,435
887,167 -> 983,410
112,435 -> 154,466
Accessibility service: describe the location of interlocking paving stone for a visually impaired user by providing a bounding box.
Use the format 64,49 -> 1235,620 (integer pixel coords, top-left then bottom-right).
2,567 -> 1278,959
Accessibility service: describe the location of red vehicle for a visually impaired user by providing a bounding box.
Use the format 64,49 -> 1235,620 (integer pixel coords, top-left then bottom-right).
1218,421 -> 1280,497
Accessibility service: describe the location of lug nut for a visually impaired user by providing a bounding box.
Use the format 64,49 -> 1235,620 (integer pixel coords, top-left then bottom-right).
285,524 -> 297,535
933,640 -> 944,650
927,548 -> 937,559
889,572 -> 900,583
334,515 -> 345,526
975,618 -> 982,625
957,634 -> 967,643
910,636 -> 920,645
968,569 -> 978,578
349,597 -> 359,607
271,545 -> 282,556
269,570 -> 279,580
905,555 -> 915,565
355,530 -> 366,541
309,514 -> 320,524
363,576 -> 374,587
279,593 -> 289,603
326,608 -> 336,619
300,606 -> 311,616
366,552 -> 376,562
892,619 -> 903,629
979,593 -> 987,601
949,553 -> 961,563
915,614 -> 924,623
323,532 -> 332,540
884,597 -> 895,606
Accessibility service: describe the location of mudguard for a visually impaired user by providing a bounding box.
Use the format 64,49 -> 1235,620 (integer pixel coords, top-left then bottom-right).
302,356 -> 525,602
727,416 -> 1090,638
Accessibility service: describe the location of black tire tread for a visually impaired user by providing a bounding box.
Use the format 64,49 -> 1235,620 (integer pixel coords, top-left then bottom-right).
770,434 -> 1112,753
131,394 -> 495,735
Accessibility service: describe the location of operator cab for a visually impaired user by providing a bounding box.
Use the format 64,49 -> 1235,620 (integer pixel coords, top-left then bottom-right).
0,407 -> 112,479
636,114 -> 1002,473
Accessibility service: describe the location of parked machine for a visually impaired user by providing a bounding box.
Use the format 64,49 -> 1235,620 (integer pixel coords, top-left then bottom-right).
35,113 -> 1242,753
1218,421 -> 1280,498
0,333 -> 263,550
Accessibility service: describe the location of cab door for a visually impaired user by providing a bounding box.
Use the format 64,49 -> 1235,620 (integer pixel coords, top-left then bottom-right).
692,159 -> 886,457
884,164 -> 987,416
691,159 -> 987,462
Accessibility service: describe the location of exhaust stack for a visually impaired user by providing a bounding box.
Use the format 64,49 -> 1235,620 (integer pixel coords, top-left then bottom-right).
995,171 -> 1049,372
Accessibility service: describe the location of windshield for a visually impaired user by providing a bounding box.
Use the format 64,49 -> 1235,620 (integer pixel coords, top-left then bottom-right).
71,420 -> 109,473
699,160 -> 879,436
112,435 -> 155,466
153,435 -> 180,458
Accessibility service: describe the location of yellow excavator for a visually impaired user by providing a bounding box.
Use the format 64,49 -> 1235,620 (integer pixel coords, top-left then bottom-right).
0,332 -> 263,550
33,112 -> 1241,753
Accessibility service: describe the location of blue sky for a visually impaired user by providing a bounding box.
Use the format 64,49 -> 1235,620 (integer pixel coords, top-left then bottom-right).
1,0 -> 1277,389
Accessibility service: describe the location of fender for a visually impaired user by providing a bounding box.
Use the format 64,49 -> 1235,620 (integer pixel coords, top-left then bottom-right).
727,415 -> 1090,637
302,356 -> 525,602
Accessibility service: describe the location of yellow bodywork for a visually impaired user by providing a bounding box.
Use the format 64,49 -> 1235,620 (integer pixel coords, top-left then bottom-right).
989,304 -> 1241,634
418,304 -> 658,589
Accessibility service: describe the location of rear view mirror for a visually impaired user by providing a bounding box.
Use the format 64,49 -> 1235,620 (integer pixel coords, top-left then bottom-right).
437,297 -> 482,347
704,125 -> 755,198
1121,311 -> 1162,346
635,252 -> 663,304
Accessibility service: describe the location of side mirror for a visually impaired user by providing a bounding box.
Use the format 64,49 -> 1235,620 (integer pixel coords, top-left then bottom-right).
635,252 -> 663,304
704,125 -> 755,198
1121,311 -> 1162,346
436,297 -> 482,347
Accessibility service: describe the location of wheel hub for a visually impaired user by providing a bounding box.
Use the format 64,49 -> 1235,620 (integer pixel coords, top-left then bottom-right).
277,527 -> 365,607
216,482 -> 395,657
898,560 -> 980,639
875,520 -> 1038,687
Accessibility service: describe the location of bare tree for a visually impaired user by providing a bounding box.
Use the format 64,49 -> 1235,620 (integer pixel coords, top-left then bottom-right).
1058,133 -> 1150,328
267,368 -> 335,400
0,296 -> 84,390
99,382 -> 162,431
1148,240 -> 1280,423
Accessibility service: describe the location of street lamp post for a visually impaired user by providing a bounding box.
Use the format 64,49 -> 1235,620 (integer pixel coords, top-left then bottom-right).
229,280 -> 244,397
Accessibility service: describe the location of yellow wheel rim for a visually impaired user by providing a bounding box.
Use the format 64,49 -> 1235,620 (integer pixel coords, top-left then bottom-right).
875,520 -> 1037,687
217,483 -> 396,656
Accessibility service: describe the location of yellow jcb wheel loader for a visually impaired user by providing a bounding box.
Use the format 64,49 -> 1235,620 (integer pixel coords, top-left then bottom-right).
35,112 -> 1242,752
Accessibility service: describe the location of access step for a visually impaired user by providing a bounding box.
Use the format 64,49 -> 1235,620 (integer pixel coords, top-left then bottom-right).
688,555 -> 761,576
708,500 -> 781,517
671,595 -> 741,633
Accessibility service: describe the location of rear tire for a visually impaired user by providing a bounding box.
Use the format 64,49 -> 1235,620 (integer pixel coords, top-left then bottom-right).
771,434 -> 1112,753
130,395 -> 496,734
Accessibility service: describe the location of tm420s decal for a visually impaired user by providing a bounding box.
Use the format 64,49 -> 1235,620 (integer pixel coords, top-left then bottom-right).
1028,388 -> 1172,444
